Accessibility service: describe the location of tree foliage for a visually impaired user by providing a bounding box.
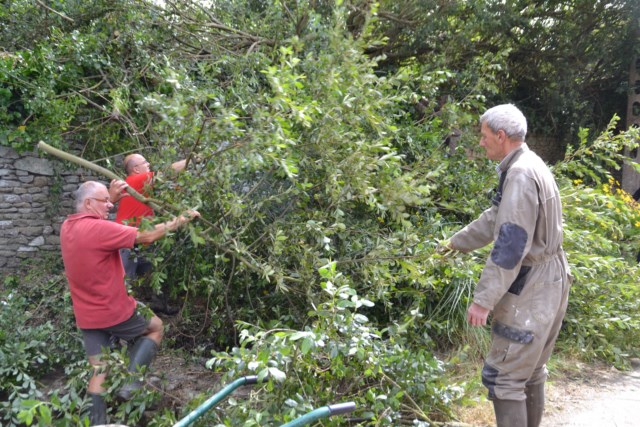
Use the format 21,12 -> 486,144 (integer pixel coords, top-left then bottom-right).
1,1 -> 639,426
365,0 -> 639,141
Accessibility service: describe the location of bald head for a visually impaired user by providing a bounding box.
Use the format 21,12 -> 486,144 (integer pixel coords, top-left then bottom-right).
124,154 -> 150,175
124,154 -> 143,174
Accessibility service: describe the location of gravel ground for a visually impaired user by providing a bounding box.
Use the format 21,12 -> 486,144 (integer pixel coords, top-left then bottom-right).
455,360 -> 640,427
543,361 -> 640,427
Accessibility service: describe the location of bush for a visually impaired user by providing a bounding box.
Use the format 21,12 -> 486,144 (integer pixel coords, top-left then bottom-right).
204,262 -> 462,426
0,271 -> 87,426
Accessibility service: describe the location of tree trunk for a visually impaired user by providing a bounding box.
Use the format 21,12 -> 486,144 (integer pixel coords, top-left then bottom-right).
622,26 -> 640,196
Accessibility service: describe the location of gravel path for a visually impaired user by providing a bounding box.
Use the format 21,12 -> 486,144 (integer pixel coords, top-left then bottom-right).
543,362 -> 640,426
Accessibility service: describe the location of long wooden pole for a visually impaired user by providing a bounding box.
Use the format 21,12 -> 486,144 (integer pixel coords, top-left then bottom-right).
37,140 -> 166,213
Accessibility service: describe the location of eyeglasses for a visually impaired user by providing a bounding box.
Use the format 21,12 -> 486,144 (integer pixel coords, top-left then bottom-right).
89,197 -> 112,204
125,158 -> 150,172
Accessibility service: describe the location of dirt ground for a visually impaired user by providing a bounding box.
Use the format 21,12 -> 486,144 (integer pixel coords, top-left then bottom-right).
456,359 -> 640,427
149,354 -> 224,411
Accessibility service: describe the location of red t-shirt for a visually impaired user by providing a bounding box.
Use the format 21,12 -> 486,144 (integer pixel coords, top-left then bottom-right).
115,171 -> 155,226
60,213 -> 138,329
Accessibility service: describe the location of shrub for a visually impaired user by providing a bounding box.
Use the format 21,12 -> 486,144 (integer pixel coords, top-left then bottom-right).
204,261 -> 462,426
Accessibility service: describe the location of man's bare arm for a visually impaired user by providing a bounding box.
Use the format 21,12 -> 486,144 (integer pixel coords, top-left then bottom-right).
135,210 -> 200,245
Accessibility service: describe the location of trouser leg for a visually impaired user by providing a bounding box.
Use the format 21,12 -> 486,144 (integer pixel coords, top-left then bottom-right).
117,336 -> 159,400
493,398 -> 527,427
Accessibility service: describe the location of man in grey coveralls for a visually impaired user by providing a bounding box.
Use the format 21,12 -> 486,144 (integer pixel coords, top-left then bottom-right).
442,104 -> 572,426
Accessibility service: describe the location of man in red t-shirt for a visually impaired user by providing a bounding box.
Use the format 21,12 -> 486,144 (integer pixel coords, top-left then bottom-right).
61,180 -> 199,426
115,153 -> 188,314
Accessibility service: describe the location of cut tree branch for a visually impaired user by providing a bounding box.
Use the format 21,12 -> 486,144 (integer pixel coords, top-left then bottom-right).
37,140 -> 165,212
35,0 -> 74,22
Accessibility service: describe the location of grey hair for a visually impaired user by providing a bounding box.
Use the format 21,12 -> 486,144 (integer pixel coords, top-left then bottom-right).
480,104 -> 527,141
75,181 -> 103,211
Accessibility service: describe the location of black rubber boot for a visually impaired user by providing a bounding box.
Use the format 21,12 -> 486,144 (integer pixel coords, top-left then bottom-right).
88,392 -> 107,426
493,398 -> 527,427
117,337 -> 158,400
525,383 -> 545,427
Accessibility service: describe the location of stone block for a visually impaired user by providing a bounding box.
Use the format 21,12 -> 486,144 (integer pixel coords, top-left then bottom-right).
33,176 -> 49,186
0,228 -> 19,237
20,226 -> 43,236
13,219 -> 48,227
0,179 -> 19,188
29,236 -> 45,246
2,194 -> 21,203
46,235 -> 60,245
14,157 -> 54,176
0,146 -> 19,159
16,251 -> 38,259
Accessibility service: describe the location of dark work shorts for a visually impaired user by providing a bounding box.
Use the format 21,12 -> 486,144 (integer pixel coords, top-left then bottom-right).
81,309 -> 150,357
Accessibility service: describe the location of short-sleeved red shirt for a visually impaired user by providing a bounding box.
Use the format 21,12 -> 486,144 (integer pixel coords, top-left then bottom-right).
60,213 -> 138,329
115,171 -> 155,226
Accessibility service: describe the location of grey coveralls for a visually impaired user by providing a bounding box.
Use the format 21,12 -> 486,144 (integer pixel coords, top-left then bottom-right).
450,144 -> 571,401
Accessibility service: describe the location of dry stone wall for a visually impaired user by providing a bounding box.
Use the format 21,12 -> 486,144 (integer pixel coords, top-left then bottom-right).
527,134 -> 566,163
0,145 -> 105,277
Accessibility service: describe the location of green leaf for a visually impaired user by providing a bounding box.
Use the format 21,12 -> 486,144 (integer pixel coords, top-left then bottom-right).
268,367 -> 286,382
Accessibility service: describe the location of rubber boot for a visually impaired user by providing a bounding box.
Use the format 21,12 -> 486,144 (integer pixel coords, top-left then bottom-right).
493,398 -> 527,427
117,337 -> 158,400
525,383 -> 545,427
88,392 -> 107,426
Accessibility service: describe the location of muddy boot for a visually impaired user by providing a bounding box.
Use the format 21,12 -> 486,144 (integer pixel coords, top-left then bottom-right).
493,398 -> 527,427
88,392 -> 107,426
117,337 -> 158,400
525,383 -> 545,427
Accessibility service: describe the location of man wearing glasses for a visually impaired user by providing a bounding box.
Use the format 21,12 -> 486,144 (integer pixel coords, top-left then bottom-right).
60,180 -> 199,426
115,153 -> 188,314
